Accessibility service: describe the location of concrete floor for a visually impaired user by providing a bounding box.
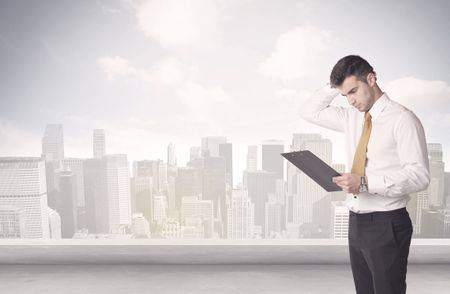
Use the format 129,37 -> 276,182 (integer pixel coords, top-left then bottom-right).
1,264 -> 449,294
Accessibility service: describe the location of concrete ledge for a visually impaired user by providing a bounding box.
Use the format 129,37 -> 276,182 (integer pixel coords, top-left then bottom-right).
1,239 -> 449,265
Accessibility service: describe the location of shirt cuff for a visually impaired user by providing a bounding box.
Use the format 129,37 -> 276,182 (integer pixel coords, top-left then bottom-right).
367,175 -> 386,196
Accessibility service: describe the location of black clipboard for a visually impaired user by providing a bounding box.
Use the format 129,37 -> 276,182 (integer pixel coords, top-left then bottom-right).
281,150 -> 342,192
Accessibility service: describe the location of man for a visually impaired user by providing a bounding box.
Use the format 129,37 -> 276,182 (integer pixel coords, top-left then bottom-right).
299,55 -> 430,294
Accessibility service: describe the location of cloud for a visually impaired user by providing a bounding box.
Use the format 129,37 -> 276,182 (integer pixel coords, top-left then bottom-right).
97,56 -> 152,82
258,25 -> 336,82
385,77 -> 450,125
97,55 -> 230,122
133,0 -> 223,48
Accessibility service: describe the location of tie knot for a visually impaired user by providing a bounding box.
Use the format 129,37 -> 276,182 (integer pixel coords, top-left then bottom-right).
364,112 -> 372,121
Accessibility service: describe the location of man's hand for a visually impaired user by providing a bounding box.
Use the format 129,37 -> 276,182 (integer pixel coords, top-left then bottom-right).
332,173 -> 361,194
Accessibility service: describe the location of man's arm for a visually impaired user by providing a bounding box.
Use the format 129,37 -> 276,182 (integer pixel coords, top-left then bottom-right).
367,110 -> 430,197
299,84 -> 347,132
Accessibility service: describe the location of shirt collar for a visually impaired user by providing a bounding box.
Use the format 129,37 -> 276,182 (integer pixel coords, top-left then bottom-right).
367,92 -> 389,121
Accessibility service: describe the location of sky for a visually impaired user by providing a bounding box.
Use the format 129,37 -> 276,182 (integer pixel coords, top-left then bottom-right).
0,0 -> 449,185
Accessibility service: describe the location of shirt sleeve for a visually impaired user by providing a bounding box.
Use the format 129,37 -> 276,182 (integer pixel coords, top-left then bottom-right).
298,84 -> 347,132
368,110 -> 430,197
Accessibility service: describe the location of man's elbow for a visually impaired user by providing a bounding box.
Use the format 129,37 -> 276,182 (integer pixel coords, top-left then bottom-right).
417,169 -> 431,192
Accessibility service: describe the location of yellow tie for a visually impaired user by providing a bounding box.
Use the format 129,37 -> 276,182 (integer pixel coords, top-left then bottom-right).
351,112 -> 372,176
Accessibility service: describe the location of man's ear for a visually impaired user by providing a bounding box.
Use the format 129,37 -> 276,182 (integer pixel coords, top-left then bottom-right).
367,72 -> 377,87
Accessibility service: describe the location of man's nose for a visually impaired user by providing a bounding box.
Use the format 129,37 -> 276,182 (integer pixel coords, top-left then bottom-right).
347,97 -> 356,106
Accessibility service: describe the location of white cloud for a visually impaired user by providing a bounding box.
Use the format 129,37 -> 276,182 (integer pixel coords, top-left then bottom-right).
97,55 -> 230,122
385,77 -> 450,125
259,25 -> 336,82
133,0 -> 223,48
97,56 -> 152,82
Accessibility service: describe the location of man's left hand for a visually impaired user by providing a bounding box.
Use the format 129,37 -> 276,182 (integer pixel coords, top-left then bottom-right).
332,173 -> 360,194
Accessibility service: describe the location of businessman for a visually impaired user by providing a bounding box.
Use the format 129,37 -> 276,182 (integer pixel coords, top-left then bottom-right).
299,55 -> 430,294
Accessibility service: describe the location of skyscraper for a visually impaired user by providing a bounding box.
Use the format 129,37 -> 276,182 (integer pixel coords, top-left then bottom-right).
427,143 -> 445,207
246,145 -> 257,172
246,170 -> 277,237
175,167 -> 202,210
62,158 -> 85,208
262,140 -> 284,181
105,154 -> 132,233
219,143 -> 233,189
415,143 -> 445,236
167,142 -> 177,167
42,124 -> 64,211
83,158 -> 109,233
188,156 -> 227,231
132,176 -> 153,226
59,170 -> 78,238
93,129 -> 106,159
0,157 -> 50,238
42,124 -> 64,164
265,196 -> 284,238
227,189 -> 254,239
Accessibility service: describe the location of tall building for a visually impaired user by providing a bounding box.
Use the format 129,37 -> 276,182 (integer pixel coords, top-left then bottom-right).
262,140 -> 284,180
83,158 -> 109,233
414,143 -> 445,236
246,170 -> 277,238
59,170 -> 78,238
42,124 -> 64,164
42,124 -> 64,211
331,201 -> 349,239
188,156 -> 227,235
167,142 -> 177,167
175,167 -> 202,210
246,145 -> 257,171
0,157 -> 50,238
131,176 -> 153,226
219,143 -> 233,189
93,129 -> 106,159
62,158 -> 85,208
105,154 -> 132,232
427,143 -> 445,207
227,189 -> 254,239
265,195 -> 284,238
201,136 -> 226,157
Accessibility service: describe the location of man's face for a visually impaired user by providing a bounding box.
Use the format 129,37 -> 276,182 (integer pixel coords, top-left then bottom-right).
338,75 -> 375,112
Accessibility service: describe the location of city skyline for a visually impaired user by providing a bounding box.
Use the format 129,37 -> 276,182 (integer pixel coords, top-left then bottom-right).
1,123 -> 449,240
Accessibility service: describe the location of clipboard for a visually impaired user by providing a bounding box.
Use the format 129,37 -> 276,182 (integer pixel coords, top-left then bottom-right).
281,150 -> 342,192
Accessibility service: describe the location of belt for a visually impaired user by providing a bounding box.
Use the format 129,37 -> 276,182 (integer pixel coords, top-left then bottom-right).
349,207 -> 408,220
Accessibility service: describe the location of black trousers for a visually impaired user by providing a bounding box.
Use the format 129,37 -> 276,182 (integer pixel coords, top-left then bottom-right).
348,207 -> 413,294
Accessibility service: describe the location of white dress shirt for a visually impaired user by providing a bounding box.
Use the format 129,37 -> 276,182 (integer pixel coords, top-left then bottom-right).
299,85 -> 430,213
